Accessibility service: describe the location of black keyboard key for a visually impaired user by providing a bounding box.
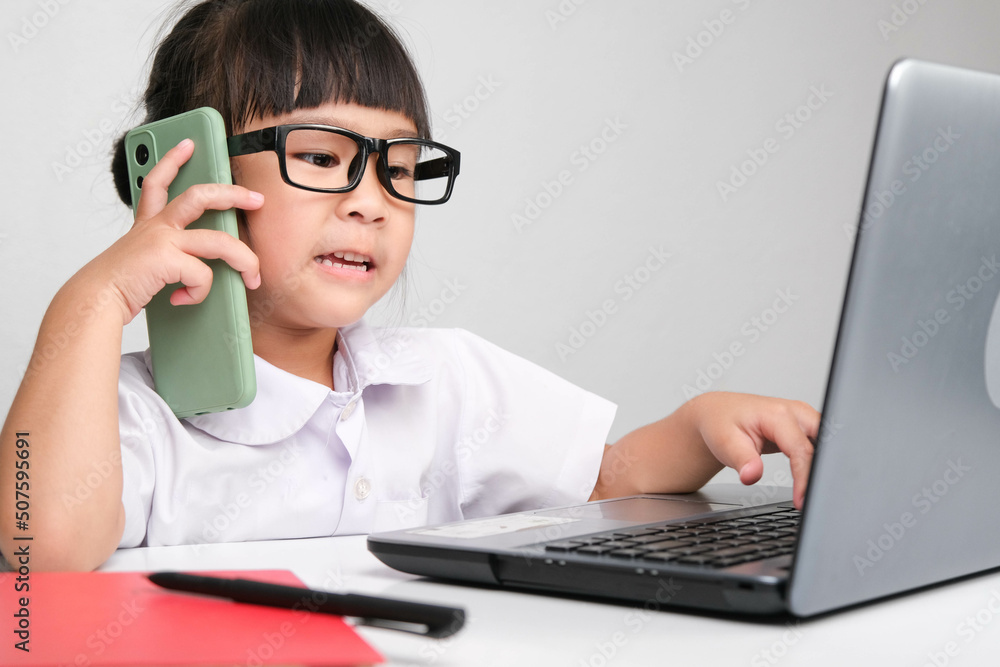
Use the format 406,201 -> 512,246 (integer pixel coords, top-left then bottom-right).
643,551 -> 680,562
609,549 -> 647,559
673,545 -> 713,556
575,545 -> 616,555
627,533 -> 679,545
754,531 -> 785,539
718,528 -> 755,537
612,528 -> 664,538
704,539 -> 744,550
677,556 -> 713,565
709,544 -> 764,559
642,538 -> 694,550
599,540 -> 637,549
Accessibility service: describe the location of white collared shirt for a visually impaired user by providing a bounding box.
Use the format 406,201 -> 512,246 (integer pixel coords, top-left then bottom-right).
117,321 -> 617,547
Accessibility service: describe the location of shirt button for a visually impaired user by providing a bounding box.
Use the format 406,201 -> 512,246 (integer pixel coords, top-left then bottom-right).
340,400 -> 357,422
354,477 -> 372,501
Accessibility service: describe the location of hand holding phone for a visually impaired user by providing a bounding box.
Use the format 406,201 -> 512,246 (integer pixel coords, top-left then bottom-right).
124,107 -> 257,417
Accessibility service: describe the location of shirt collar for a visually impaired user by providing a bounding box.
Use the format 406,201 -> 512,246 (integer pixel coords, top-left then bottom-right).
178,320 -> 433,445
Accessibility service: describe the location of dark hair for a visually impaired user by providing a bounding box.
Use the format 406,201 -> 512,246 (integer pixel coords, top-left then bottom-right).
111,0 -> 430,206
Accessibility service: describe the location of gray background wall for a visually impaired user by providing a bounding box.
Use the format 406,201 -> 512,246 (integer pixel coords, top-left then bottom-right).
3,0 -> 1000,487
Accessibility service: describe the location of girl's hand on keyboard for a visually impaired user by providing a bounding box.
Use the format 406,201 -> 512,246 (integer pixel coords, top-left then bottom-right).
686,392 -> 819,509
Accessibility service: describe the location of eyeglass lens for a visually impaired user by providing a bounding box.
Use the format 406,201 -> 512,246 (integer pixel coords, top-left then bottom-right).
283,129 -> 451,202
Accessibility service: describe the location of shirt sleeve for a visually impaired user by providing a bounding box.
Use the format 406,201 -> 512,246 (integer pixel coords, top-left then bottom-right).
116,352 -> 167,548
448,329 -> 617,518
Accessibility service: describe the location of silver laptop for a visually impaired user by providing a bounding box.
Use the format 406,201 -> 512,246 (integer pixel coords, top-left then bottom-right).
368,59 -> 1000,617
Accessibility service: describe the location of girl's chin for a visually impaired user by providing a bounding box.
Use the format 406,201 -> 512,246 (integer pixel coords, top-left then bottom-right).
246,294 -> 377,332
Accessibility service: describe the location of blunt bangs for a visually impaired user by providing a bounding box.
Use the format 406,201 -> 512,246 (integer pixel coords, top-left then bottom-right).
222,0 -> 430,137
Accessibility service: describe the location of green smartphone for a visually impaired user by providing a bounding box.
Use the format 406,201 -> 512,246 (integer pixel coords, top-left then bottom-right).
124,107 -> 256,418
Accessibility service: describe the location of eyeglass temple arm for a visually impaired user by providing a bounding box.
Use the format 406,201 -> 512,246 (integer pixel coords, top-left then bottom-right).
414,155 -> 460,181
227,129 -> 277,157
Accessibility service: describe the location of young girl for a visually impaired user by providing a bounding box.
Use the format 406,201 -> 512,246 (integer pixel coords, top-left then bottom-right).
0,0 -> 817,571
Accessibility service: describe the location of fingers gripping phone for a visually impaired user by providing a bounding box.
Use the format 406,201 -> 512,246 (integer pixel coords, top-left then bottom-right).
124,107 -> 256,418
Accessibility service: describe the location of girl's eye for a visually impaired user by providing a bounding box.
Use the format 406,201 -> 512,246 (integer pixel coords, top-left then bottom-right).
294,152 -> 339,169
387,165 -> 414,181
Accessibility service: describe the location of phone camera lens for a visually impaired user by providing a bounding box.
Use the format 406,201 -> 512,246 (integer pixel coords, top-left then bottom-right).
135,144 -> 150,166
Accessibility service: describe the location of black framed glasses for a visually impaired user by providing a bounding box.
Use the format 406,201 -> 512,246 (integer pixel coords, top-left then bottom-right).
227,125 -> 461,205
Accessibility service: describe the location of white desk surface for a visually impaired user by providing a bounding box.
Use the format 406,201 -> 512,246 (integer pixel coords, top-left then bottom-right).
101,530 -> 1000,666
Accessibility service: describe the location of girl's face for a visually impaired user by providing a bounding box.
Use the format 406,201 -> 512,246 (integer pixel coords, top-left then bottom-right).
231,102 -> 417,334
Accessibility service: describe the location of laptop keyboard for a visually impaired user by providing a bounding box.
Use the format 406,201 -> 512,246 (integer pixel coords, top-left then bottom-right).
542,506 -> 800,568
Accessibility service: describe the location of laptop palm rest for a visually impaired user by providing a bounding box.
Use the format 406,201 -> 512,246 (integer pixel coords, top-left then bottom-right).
368,491 -> 787,589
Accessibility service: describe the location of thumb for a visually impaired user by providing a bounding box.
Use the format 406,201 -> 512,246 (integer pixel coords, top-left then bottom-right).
737,454 -> 764,486
705,427 -> 765,485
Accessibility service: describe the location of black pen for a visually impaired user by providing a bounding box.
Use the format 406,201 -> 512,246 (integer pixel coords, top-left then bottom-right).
147,572 -> 465,638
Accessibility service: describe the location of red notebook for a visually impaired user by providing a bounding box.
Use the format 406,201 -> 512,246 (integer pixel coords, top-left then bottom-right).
0,569 -> 383,666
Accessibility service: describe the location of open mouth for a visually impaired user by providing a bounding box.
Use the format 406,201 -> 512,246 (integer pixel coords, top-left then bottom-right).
314,251 -> 372,272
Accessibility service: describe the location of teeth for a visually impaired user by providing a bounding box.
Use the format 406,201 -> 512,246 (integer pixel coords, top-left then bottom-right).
329,250 -> 370,263
315,252 -> 370,269
332,263 -> 368,272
